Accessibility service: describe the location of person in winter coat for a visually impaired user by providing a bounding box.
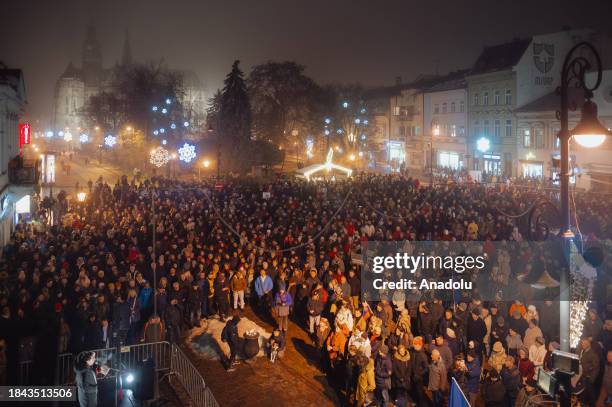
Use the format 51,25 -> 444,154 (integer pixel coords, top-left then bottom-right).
214,273 -> 231,321
164,298 -> 182,343
186,281 -> 203,328
142,314 -> 164,343
411,336 -> 429,406
230,268 -> 247,310
391,344 -> 412,405
417,303 -> 436,341
428,349 -> 448,407
517,347 -> 535,381
335,300 -> 354,333
490,316 -> 508,350
528,336 -> 546,368
509,310 -> 528,338
374,345 -> 393,407
445,328 -> 460,358
582,308 -> 603,342
505,327 -> 523,358
579,337 -> 600,407
221,314 -> 240,371
467,309 -> 487,352
465,350 -> 481,407
254,269 -> 273,311
430,334 -> 453,371
126,289 -> 141,345
274,284 -> 293,332
488,341 -> 507,373
522,319 -> 543,350
500,355 -> 521,407
449,356 -> 468,397
356,357 -> 375,407
306,291 -> 324,335
481,369 -> 506,407
74,351 -> 108,407
83,313 -> 103,351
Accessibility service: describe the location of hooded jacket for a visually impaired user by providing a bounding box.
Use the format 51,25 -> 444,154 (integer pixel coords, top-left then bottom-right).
391,350 -> 412,390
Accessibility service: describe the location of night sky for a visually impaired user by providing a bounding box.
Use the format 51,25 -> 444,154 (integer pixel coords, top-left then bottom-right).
1,0 -> 610,123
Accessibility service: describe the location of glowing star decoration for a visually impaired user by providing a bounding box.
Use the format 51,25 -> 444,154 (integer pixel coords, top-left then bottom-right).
161,108 -> 168,114
104,135 -> 117,147
170,123 -> 177,130
477,137 -> 490,153
149,146 -> 170,167
302,148 -> 353,181
183,121 -> 189,127
79,134 -> 89,143
178,142 -> 197,163
63,132 -> 73,142
152,106 -> 158,112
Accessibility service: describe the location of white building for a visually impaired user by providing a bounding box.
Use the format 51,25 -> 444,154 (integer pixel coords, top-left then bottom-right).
515,70 -> 612,190
423,73 -> 468,170
0,66 -> 38,246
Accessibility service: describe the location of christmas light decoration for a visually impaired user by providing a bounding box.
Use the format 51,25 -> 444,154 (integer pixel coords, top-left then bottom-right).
178,142 -> 197,163
301,148 -> 352,181
104,135 -> 117,147
149,146 -> 170,167
79,134 -> 89,143
63,132 -> 73,142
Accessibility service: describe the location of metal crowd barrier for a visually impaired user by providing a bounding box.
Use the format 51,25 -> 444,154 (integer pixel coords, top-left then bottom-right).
17,341 -> 219,407
169,344 -> 220,407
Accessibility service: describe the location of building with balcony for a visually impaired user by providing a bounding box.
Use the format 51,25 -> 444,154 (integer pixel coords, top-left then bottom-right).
0,65 -> 38,245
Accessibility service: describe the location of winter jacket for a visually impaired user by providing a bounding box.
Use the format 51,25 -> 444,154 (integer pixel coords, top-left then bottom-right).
374,353 -> 393,389
481,379 -> 505,406
580,346 -> 600,384
391,351 -> 412,390
254,275 -> 273,297
467,317 -> 487,344
411,348 -> 429,384
307,296 -> 324,316
230,274 -> 247,292
522,326 -> 543,349
431,343 -> 453,371
356,359 -> 375,406
428,359 -> 448,392
500,366 -> 521,399
466,358 -> 481,394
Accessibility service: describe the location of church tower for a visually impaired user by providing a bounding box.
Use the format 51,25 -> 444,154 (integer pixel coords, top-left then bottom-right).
82,23 -> 102,86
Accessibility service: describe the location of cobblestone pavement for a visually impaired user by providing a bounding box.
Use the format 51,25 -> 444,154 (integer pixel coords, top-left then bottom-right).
181,307 -> 340,407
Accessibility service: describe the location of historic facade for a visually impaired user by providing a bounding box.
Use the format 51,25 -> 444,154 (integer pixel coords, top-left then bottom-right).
53,25 -> 207,133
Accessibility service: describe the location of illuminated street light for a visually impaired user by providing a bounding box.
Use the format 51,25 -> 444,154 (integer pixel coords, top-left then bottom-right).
476,137 -> 490,153
203,160 -> 210,168
349,154 -> 356,161
572,100 -> 610,147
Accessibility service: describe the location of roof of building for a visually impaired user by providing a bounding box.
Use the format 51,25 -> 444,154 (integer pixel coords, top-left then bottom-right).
424,69 -> 470,92
515,87 -> 585,113
470,38 -> 531,76
0,66 -> 26,101
60,62 -> 83,79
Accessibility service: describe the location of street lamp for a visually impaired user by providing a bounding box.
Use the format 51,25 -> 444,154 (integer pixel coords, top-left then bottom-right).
557,42 -> 611,356
430,120 -> 440,184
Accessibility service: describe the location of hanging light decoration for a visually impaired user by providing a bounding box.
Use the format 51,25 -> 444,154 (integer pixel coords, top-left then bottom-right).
63,131 -> 73,142
178,142 -> 197,163
104,135 -> 117,147
149,146 -> 170,167
79,134 -> 89,143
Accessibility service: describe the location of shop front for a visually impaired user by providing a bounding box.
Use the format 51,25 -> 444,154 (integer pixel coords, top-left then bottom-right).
519,160 -> 544,178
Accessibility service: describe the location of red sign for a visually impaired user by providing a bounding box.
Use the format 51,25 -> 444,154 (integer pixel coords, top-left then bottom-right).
19,123 -> 31,146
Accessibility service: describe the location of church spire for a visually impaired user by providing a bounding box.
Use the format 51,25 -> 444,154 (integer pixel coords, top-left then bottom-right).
121,28 -> 132,66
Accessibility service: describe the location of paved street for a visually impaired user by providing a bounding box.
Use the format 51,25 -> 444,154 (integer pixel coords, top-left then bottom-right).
182,308 -> 340,407
50,154 -> 125,195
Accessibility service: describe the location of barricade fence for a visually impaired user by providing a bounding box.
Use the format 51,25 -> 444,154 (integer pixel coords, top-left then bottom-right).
17,341 -> 218,407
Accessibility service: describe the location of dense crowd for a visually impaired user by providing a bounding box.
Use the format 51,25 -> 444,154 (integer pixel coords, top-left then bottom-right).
0,174 -> 611,406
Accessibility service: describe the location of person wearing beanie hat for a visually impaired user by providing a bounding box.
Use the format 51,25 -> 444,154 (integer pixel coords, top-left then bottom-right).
374,343 -> 392,406
273,283 -> 293,332
489,341 -> 507,372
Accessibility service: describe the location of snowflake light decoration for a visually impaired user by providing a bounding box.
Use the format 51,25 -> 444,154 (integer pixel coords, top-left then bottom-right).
178,142 -> 197,163
104,135 -> 117,147
79,133 -> 89,143
149,146 -> 170,167
63,132 -> 73,142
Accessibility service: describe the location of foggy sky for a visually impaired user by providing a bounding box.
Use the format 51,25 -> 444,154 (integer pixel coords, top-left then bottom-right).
1,0 -> 610,124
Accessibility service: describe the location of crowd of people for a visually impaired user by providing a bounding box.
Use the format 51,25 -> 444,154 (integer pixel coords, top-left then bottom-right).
0,173 -> 611,406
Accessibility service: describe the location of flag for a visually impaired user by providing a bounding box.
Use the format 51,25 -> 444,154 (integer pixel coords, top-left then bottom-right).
449,377 -> 471,407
